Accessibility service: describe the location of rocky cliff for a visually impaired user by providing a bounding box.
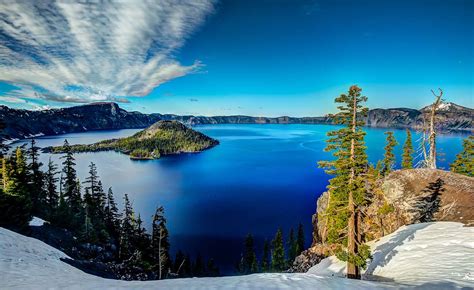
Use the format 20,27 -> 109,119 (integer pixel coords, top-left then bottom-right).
1,102 -> 472,141
290,169 -> 474,272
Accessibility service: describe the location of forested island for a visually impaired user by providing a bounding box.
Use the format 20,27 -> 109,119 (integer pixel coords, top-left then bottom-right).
43,120 -> 219,160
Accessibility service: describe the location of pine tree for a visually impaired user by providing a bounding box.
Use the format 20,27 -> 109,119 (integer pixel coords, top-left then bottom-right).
296,223 -> 305,256
402,129 -> 414,169
105,187 -> 121,239
27,139 -> 45,214
206,258 -> 220,277
450,136 -> 474,177
382,131 -> 397,175
287,228 -> 297,265
120,194 -> 135,260
152,206 -> 170,279
193,253 -> 205,277
271,228 -> 286,271
60,140 -> 77,206
240,234 -> 258,274
261,239 -> 270,272
318,85 -> 370,279
44,157 -> 59,214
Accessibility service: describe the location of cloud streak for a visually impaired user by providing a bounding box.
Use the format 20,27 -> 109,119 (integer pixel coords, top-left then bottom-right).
0,1 -> 214,104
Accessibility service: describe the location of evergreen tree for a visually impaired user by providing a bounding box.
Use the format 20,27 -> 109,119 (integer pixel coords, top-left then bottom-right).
450,136 -> 474,177
152,206 -> 170,279
105,187 -> 121,238
193,253 -> 205,277
261,239 -> 270,272
173,250 -> 186,276
296,223 -> 305,256
0,149 -> 32,230
402,129 -> 414,169
120,194 -> 136,260
60,140 -> 77,206
270,228 -> 286,271
27,139 -> 45,214
44,157 -> 59,214
287,228 -> 297,265
382,131 -> 397,175
206,258 -> 220,277
318,85 -> 370,279
240,234 -> 258,274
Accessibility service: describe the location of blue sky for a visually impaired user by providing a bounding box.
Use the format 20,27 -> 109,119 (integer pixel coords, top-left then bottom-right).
0,0 -> 472,116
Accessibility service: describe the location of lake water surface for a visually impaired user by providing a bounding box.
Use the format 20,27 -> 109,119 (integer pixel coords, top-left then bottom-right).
11,124 -> 467,273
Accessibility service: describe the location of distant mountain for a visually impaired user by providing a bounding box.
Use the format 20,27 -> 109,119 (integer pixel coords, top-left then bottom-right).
44,120 -> 219,160
1,102 -> 472,141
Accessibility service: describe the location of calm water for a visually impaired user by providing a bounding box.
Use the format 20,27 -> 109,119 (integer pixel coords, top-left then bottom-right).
11,124 -> 467,273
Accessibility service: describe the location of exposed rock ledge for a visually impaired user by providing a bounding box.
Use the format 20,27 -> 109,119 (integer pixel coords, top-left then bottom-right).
290,169 -> 474,272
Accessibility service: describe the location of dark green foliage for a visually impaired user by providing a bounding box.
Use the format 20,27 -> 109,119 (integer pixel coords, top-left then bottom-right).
46,121 -> 218,160
450,136 -> 474,177
260,239 -> 270,272
152,206 -> 171,279
0,147 -> 32,231
104,187 -> 121,240
60,139 -> 80,214
296,223 -> 305,256
239,234 -> 258,274
382,131 -> 397,175
193,253 -> 205,277
119,194 -> 135,260
44,158 -> 59,215
402,129 -> 414,169
206,258 -> 220,277
271,228 -> 286,271
27,139 -> 45,215
318,86 -> 371,276
287,228 -> 297,265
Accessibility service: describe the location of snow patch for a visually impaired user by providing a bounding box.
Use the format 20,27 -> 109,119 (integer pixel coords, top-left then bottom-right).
309,222 -> 474,288
29,217 -> 47,227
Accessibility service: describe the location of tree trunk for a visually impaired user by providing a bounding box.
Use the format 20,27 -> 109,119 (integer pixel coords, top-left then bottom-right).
427,89 -> 442,169
347,94 -> 360,279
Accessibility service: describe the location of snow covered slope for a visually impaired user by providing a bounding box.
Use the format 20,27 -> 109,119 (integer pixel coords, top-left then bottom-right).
1,222 -> 473,289
309,222 -> 474,289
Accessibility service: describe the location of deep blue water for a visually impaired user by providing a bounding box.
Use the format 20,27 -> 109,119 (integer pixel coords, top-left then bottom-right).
11,124 -> 468,273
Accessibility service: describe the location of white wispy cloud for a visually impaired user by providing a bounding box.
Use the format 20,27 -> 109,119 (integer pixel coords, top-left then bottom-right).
0,1 -> 214,104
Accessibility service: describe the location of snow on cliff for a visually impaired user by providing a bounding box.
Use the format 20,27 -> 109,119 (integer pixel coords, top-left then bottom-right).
1,222 -> 473,289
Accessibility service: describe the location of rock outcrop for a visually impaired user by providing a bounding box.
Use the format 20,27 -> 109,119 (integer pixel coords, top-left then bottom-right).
292,169 -> 474,272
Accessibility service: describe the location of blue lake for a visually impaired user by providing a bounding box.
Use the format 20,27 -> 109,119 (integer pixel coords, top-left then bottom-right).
11,124 -> 468,273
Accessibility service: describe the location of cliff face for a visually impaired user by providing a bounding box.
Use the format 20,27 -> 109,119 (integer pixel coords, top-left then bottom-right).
1,102 -> 472,141
313,169 -> 474,246
289,169 -> 474,273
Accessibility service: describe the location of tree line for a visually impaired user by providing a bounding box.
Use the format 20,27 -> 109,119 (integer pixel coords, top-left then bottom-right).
237,224 -> 305,274
0,136 -> 217,279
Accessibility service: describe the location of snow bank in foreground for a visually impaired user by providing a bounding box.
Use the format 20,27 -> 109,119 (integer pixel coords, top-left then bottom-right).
309,222 -> 474,288
1,222 -> 473,289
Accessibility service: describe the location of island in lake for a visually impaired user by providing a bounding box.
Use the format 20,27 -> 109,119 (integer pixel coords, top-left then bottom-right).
43,120 -> 219,160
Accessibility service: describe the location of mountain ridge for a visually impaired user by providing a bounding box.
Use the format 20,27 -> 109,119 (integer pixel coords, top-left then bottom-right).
1,102 -> 472,141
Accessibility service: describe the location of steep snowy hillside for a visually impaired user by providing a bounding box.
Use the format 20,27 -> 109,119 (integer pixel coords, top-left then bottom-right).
1,222 -> 473,289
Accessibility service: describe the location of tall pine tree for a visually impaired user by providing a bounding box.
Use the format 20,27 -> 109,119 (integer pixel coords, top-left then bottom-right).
44,157 -> 59,215
270,228 -> 286,271
402,129 -> 414,169
60,140 -> 77,208
240,234 -> 258,274
287,228 -> 297,265
382,131 -> 397,175
296,223 -> 305,256
27,139 -> 45,214
119,194 -> 135,260
152,206 -> 170,279
260,239 -> 270,272
318,85 -> 370,279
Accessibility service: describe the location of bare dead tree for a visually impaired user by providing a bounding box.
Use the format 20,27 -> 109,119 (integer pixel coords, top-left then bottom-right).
424,88 -> 443,169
